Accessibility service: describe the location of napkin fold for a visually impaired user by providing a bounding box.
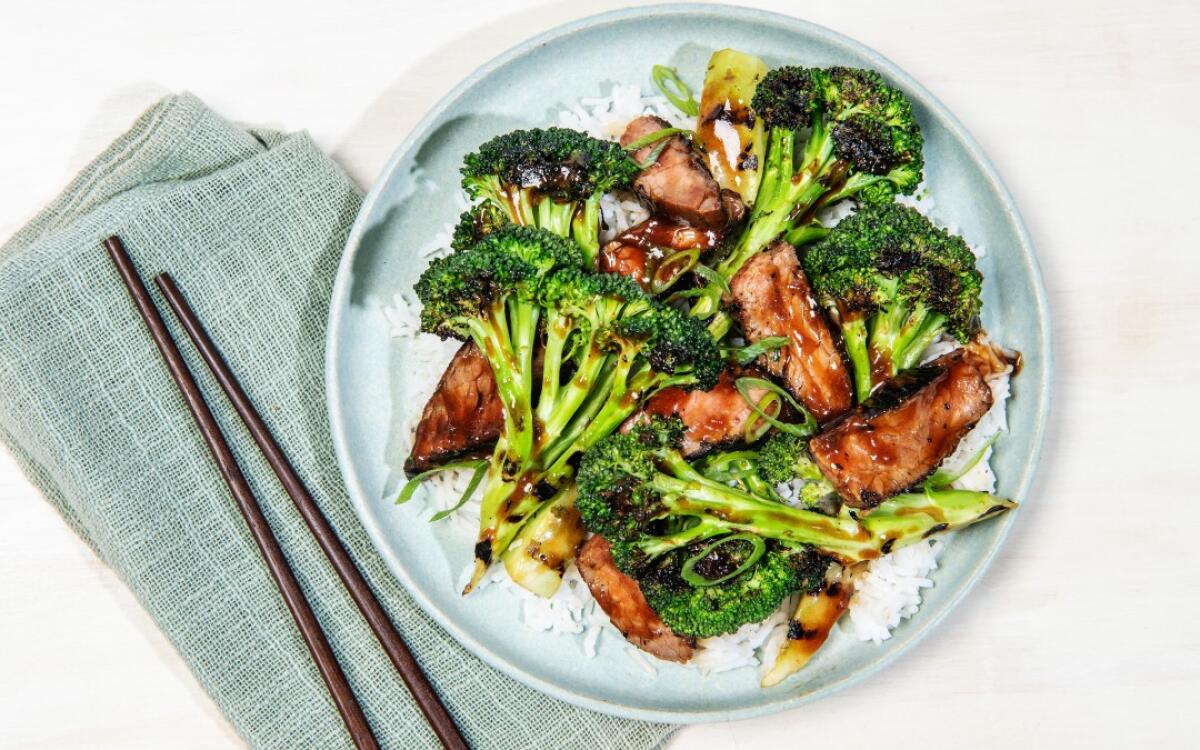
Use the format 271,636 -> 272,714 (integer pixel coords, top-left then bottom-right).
0,93 -> 673,750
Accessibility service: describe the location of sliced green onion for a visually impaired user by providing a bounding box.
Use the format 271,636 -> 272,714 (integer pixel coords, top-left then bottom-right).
651,65 -> 700,117
665,265 -> 725,317
396,459 -> 488,523
742,391 -> 781,443
735,377 -> 818,437
681,533 -> 766,587
622,126 -> 692,153
728,336 -> 788,366
691,263 -> 730,294
650,247 -> 702,295
926,433 -> 999,490
666,286 -> 710,301
633,140 -> 671,169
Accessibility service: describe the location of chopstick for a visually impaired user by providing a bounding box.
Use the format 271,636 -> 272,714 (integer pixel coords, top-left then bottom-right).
104,236 -> 382,750
154,273 -> 469,750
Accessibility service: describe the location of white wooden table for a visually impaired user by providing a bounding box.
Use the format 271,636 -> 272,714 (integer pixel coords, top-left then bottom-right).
2,0 -> 1197,747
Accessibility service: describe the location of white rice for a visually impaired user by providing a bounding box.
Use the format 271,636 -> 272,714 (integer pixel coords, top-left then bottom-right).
692,600 -> 794,674
847,539 -> 944,644
557,82 -> 693,139
386,83 -> 1015,671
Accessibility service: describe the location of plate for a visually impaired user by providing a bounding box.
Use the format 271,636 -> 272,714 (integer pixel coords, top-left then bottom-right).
325,3 -> 1051,723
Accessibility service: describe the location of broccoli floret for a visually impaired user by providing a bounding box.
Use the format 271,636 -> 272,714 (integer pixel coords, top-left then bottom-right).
813,67 -> 925,204
756,432 -> 826,485
450,202 -> 511,251
636,541 -> 830,638
755,433 -> 835,507
691,65 -> 924,337
747,65 -> 820,131
694,433 -> 833,508
415,225 -> 585,463
803,203 -> 982,400
435,253 -> 722,593
461,127 -> 640,265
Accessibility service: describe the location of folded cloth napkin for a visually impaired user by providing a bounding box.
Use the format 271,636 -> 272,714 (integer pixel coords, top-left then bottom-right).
0,93 -> 674,750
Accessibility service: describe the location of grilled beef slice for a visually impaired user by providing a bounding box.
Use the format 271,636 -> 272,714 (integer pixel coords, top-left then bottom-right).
808,347 -> 995,509
730,241 -> 854,423
623,368 -> 770,457
576,535 -> 695,662
599,216 -> 722,290
405,342 -> 504,475
620,115 -> 730,229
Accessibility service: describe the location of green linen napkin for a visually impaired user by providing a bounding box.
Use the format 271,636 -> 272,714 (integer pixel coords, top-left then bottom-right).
0,93 -> 674,750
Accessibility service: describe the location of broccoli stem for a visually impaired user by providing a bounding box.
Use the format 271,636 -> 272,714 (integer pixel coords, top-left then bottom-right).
823,168 -> 897,205
535,312 -> 573,428
862,302 -> 949,382
539,340 -> 609,442
648,472 -> 879,561
481,348 -> 641,572
506,299 -> 540,461
533,196 -> 576,238
464,436 -> 523,593
514,189 -> 535,225
783,221 -> 830,247
540,350 -> 640,484
891,307 -> 947,371
571,193 -> 602,267
465,304 -> 533,462
699,451 -> 782,501
857,489 -> 1018,548
867,296 -> 909,369
540,348 -> 701,488
839,315 -> 873,402
749,128 -> 795,225
651,475 -> 1015,564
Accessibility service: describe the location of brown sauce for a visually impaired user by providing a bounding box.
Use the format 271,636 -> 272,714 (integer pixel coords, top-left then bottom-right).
600,216 -> 719,290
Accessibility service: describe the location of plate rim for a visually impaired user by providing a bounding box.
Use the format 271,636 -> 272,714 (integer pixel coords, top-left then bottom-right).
325,2 -> 1053,723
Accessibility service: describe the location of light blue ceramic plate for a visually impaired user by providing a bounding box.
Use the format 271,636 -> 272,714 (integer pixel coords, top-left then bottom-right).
325,4 -> 1051,723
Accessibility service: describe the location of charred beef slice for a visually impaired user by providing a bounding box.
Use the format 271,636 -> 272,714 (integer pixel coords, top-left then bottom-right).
730,241 -> 854,423
809,347 -> 996,509
576,535 -> 695,662
620,115 -> 728,229
623,368 -> 771,457
405,342 -> 504,475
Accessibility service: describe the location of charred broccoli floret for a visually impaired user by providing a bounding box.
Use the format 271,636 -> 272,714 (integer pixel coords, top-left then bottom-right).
576,418 -> 878,565
450,202 -> 510,251
461,127 -> 640,265
803,202 -> 983,400
423,238 -> 723,593
637,538 -> 830,638
691,65 -> 924,336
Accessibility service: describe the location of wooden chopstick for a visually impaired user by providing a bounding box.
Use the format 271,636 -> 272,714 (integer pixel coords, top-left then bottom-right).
154,272 -> 469,750
103,236 -> 381,750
